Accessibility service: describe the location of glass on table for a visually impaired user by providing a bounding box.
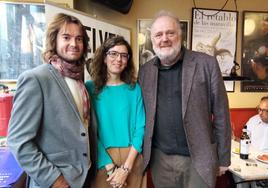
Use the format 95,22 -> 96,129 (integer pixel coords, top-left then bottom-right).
231,122 -> 239,141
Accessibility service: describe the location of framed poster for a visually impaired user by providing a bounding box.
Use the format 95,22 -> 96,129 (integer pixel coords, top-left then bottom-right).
191,8 -> 238,92
0,2 -> 45,81
241,11 -> 268,92
137,19 -> 189,65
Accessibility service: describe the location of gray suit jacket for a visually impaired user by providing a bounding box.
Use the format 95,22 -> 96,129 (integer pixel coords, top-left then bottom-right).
7,63 -> 97,188
138,49 -> 231,188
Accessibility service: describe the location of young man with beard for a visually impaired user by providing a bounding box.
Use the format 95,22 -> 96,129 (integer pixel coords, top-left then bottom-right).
138,11 -> 231,188
8,13 -> 96,188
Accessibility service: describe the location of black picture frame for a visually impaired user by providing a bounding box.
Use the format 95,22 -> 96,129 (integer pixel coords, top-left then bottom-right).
241,11 -> 268,92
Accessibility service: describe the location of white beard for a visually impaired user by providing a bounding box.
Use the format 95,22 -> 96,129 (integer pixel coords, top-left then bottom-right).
153,42 -> 181,65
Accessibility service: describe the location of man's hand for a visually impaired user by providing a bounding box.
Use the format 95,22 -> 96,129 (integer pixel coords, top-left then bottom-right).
217,166 -> 229,176
51,175 -> 69,188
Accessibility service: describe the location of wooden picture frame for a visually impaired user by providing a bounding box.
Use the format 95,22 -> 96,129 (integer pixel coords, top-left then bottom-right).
241,11 -> 268,92
191,8 -> 238,92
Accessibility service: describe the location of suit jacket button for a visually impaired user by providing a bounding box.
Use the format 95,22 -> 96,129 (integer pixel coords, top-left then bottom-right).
81,132 -> 86,136
83,153 -> 87,157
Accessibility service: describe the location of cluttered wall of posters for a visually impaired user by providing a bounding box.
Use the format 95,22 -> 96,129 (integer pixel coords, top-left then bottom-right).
191,8 -> 238,92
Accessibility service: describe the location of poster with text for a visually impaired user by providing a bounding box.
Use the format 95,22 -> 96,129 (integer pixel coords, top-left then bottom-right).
191,8 -> 238,92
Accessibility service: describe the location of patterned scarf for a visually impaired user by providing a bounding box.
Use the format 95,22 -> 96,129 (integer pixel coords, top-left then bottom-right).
49,55 -> 90,122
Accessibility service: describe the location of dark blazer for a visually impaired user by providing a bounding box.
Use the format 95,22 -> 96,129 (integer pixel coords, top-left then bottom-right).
138,49 -> 231,188
7,63 -> 97,188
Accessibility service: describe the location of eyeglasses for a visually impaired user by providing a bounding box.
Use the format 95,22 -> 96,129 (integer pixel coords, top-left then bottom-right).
257,107 -> 268,114
106,51 -> 129,61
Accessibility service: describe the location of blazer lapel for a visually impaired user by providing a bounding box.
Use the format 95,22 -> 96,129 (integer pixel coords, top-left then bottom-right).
48,64 -> 81,121
182,50 -> 197,119
150,60 -> 159,114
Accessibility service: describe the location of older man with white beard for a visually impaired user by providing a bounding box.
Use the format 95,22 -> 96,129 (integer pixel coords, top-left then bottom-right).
138,11 -> 231,188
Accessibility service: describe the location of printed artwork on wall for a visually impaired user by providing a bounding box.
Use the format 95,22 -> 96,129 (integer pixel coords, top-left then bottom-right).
0,2 -> 45,81
241,11 -> 268,92
191,8 -> 238,92
137,19 -> 189,65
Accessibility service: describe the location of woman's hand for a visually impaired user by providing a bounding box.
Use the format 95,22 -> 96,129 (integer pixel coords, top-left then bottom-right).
105,163 -> 116,177
107,166 -> 129,188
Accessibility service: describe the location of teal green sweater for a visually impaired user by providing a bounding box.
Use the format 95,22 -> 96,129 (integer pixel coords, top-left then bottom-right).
85,81 -> 145,169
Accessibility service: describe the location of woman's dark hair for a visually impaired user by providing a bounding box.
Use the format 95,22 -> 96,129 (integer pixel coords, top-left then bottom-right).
89,36 -> 136,95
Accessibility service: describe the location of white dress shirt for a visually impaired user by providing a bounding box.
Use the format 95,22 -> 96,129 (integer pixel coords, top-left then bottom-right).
247,114 -> 268,152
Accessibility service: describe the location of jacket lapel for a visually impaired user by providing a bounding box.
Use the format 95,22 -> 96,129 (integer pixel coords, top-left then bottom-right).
48,64 -> 82,121
182,50 -> 197,119
150,60 -> 159,114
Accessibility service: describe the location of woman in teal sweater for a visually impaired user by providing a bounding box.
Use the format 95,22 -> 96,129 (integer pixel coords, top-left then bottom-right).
85,36 -> 146,188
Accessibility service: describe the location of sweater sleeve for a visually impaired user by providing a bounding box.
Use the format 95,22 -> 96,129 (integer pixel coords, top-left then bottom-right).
85,81 -> 113,169
130,84 -> 145,153
97,139 -> 113,169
